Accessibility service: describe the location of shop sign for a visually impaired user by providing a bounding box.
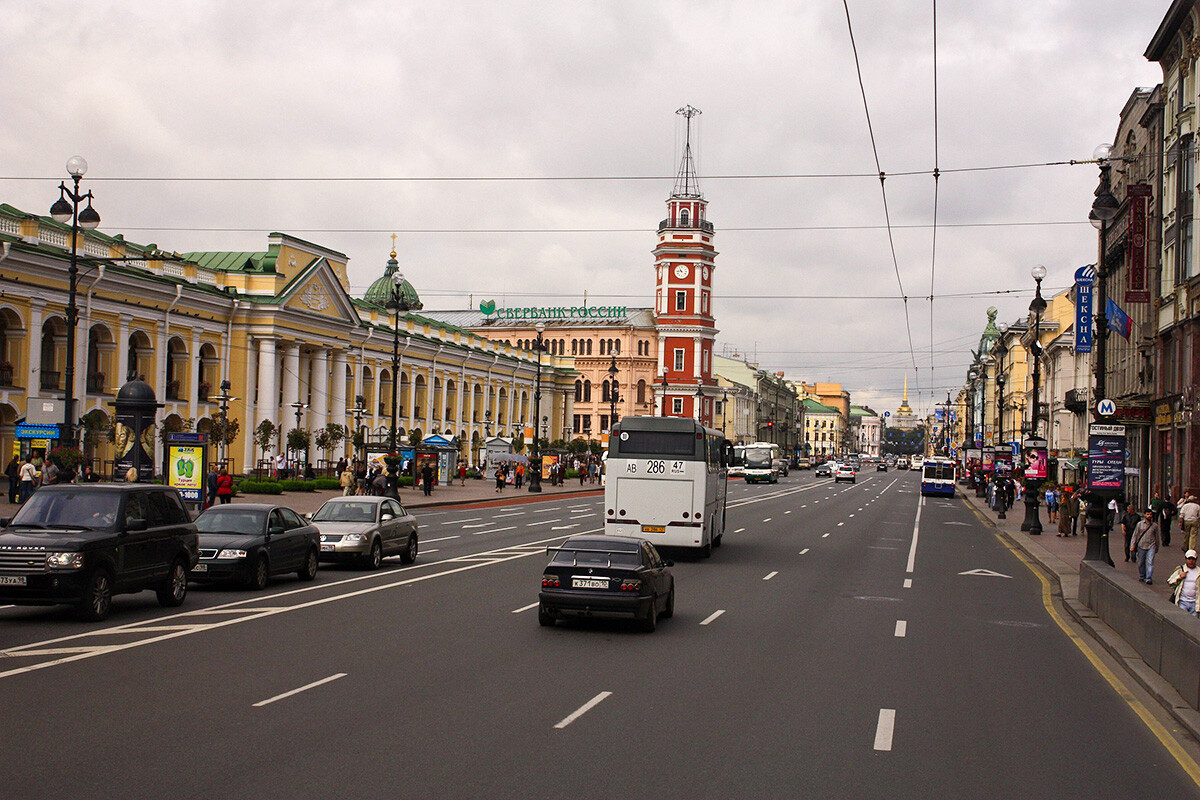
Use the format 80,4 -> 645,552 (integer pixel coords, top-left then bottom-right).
1156,401 -> 1177,430
480,300 -> 628,321
1074,265 -> 1096,354
1113,403 -> 1152,425
15,423 -> 61,440
1125,186 -> 1151,303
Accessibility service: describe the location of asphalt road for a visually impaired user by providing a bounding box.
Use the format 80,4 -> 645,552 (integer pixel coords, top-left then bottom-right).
2,470 -> 1198,799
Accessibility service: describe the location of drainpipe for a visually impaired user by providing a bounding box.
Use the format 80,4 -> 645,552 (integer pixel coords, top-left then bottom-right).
81,264 -> 105,402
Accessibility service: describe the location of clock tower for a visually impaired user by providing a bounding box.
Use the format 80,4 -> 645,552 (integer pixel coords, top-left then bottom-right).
654,105 -> 719,426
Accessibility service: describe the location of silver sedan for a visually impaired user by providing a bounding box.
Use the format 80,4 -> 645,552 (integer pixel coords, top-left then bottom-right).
309,496 -> 419,570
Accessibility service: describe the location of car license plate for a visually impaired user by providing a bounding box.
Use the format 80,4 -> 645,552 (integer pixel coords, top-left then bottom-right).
642,525 -> 665,533
572,577 -> 608,590
320,544 -> 335,552
0,575 -> 27,586
192,564 -> 208,573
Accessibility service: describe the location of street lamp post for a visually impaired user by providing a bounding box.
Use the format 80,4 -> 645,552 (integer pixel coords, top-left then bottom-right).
352,394 -> 367,468
695,384 -> 704,425
529,322 -> 546,493
384,273 -> 412,499
288,401 -> 307,479
209,380 -> 236,470
1084,145 -> 1121,565
994,323 -> 1009,519
660,368 -> 668,417
49,156 -> 101,447
721,390 -> 729,434
1021,265 -> 1048,535
607,355 -> 620,434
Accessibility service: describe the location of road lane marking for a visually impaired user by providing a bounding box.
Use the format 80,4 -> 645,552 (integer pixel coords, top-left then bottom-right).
762,518 -> 772,523
874,709 -> 896,751
443,518 -> 482,525
785,510 -> 792,514
527,519 -> 563,526
822,533 -> 829,538
492,512 -> 526,518
461,523 -> 493,529
512,602 -> 539,614
895,620 -> 907,637
423,549 -> 439,554
531,507 -> 561,513
471,526 -> 517,536
554,691 -> 612,729
254,673 -> 347,708
699,610 -> 725,626
837,522 -> 844,527
763,571 -> 778,581
906,497 -> 923,574
903,578 -> 912,588
849,514 -> 855,518
800,548 -> 810,555
735,528 -> 746,533
423,535 -> 461,543
550,524 -> 580,531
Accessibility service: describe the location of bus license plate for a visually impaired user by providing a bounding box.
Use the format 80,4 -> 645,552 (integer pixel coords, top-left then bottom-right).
642,525 -> 665,533
572,577 -> 609,589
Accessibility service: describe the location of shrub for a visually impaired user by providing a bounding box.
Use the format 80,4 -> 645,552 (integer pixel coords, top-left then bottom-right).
311,478 -> 340,490
280,479 -> 315,492
399,476 -> 414,487
238,481 -> 283,495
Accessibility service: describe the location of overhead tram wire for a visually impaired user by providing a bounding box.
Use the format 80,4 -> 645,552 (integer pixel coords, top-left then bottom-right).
929,0 -> 941,420
841,0 -> 920,395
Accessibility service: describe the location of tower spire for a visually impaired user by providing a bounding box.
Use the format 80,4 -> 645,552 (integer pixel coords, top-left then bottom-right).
673,105 -> 702,198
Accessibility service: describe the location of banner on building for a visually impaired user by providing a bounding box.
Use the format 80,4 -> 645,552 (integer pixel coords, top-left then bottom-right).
1125,185 -> 1151,303
1106,298 -> 1133,340
1074,265 -> 1096,354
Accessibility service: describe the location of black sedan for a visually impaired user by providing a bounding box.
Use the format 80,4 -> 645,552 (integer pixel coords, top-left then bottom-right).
538,535 -> 674,632
192,504 -> 320,589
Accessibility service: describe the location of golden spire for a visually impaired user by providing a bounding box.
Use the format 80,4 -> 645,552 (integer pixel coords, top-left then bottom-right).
390,233 -> 397,260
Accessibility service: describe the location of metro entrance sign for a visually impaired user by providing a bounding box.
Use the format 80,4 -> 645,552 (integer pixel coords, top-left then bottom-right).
1096,398 -> 1116,417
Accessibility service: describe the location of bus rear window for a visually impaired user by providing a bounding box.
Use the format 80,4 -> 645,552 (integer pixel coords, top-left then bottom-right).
613,430 -> 697,457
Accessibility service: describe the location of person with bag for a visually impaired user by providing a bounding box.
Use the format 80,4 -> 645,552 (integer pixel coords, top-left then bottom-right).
339,466 -> 355,496
1168,550 -> 1200,615
1179,494 -> 1200,553
1132,509 -> 1161,584
216,467 -> 234,505
1120,504 -> 1141,562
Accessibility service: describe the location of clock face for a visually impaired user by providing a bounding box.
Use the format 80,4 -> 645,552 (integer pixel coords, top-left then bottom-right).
673,264 -> 689,279
702,267 -> 710,280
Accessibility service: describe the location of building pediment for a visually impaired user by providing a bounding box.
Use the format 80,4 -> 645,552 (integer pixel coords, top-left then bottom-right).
278,257 -> 361,325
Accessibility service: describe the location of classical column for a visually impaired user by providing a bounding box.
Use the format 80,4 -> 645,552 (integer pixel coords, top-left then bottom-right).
188,327 -> 201,422
243,338 -> 259,472
256,337 -> 278,437
282,343 -> 300,410
311,347 -> 330,432
26,299 -> 45,395
331,349 -> 348,433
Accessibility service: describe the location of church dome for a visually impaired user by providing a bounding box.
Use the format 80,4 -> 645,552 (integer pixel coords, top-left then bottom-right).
363,251 -> 423,311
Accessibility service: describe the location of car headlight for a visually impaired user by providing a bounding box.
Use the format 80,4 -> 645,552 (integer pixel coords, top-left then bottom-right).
217,549 -> 248,559
343,534 -> 368,543
46,552 -> 85,570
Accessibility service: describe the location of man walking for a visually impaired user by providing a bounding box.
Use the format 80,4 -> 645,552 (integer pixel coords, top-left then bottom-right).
17,456 -> 36,504
1132,509 -> 1161,584
1178,494 -> 1200,553
1120,504 -> 1140,562
1169,550 -> 1200,615
5,455 -> 18,505
421,463 -> 434,497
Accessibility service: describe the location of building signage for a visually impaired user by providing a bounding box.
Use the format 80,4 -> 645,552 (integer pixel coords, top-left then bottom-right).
166,432 -> 207,504
1112,403 -> 1152,425
14,423 -> 61,440
1126,185 -> 1150,303
1087,423 -> 1126,492
1074,265 -> 1095,354
480,300 -> 628,321
1023,437 -> 1048,481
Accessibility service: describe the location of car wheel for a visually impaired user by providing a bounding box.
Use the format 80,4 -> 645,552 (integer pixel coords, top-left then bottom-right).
363,539 -> 383,570
640,597 -> 658,632
400,535 -> 418,565
156,559 -> 188,607
78,568 -> 113,621
661,585 -> 675,619
538,604 -> 556,627
248,554 -> 269,590
297,548 -> 319,581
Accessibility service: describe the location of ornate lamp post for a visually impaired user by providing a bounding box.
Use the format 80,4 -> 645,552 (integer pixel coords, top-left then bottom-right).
993,323 -> 1009,519
49,156 -> 101,447
384,273 -> 412,499
695,384 -> 704,424
529,322 -> 546,493
352,394 -> 367,467
1084,145 -> 1121,565
721,390 -> 729,434
288,401 -> 307,479
607,355 -> 620,433
209,380 -> 236,469
1022,265 -> 1049,535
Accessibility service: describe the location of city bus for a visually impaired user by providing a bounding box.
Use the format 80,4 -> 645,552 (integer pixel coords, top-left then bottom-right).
921,456 -> 957,497
729,445 -> 746,477
605,416 -> 733,557
742,442 -> 782,483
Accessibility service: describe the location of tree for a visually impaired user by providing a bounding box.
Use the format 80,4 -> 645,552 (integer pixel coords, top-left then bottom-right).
159,415 -> 195,444
287,428 -> 311,458
567,438 -> 589,455
407,428 -> 423,448
210,414 -> 241,456
313,423 -> 346,464
254,419 -> 277,468
80,410 -> 111,458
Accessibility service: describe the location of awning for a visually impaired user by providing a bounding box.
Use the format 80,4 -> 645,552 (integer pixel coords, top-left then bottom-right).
1059,458 -> 1083,471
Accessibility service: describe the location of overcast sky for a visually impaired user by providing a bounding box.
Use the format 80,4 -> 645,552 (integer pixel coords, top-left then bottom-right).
1,0 -> 1169,418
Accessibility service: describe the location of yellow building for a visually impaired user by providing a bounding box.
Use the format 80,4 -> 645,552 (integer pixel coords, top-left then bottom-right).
0,204 -> 575,474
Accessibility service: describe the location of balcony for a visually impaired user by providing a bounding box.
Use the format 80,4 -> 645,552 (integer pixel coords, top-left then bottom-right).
39,371 -> 61,393
657,218 -> 715,233
1064,388 -> 1089,413
86,373 -> 106,394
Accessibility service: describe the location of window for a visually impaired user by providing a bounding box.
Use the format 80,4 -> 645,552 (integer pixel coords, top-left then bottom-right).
583,380 -> 592,402
715,400 -> 723,415
674,349 -> 685,371
614,340 -> 620,354
702,292 -> 709,314
637,380 -> 647,403
675,290 -> 687,311
600,414 -> 609,431
672,398 -> 684,415
586,340 -> 593,355
573,414 -> 582,433
680,209 -> 690,226
574,379 -> 583,402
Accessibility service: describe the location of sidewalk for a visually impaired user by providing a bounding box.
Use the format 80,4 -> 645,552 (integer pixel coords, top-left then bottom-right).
960,485 -> 1200,739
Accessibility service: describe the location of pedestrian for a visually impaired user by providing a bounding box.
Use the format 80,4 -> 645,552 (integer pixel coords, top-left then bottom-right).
459,462 -> 467,486
1044,484 -> 1058,523
515,462 -> 524,489
495,464 -> 505,493
274,452 -> 285,480
205,466 -> 219,509
335,456 -> 347,477
1057,490 -> 1074,537
580,462 -> 587,486
1120,504 -> 1140,561
17,456 -> 36,503
355,461 -> 367,495
1169,550 -> 1200,615
4,455 -> 18,504
1132,509 -> 1161,584
1179,495 -> 1200,553
421,463 -> 434,497
1106,497 -> 1119,533
40,458 -> 59,488
1162,490 -> 1178,548
216,467 -> 234,505
371,470 -> 388,495
339,466 -> 355,496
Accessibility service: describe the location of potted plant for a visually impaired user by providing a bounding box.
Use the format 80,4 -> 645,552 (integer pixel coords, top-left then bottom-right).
198,381 -> 211,400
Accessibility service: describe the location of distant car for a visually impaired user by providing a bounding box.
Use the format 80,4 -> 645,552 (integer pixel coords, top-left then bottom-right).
0,484 -> 198,621
815,462 -> 836,477
896,460 -> 908,470
310,496 -> 418,569
835,465 -> 857,483
538,534 -> 674,632
796,458 -> 812,470
193,504 -> 320,589
877,462 -> 888,471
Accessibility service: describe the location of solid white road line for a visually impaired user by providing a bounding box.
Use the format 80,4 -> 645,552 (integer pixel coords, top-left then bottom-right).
763,518 -> 772,523
800,548 -> 810,555
735,528 -> 746,533
903,578 -> 913,588
907,497 -> 923,574
763,571 -> 778,581
423,549 -> 439,554
531,507 -> 561,513
554,691 -> 612,729
895,620 -> 907,637
254,673 -> 347,708
785,510 -> 792,514
472,526 -> 517,536
512,602 -> 540,614
699,610 -> 725,626
874,708 -> 896,751
443,518 -> 481,525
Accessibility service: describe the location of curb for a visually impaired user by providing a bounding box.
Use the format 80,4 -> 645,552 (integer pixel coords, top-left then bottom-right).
959,489 -> 1200,743
407,486 -> 604,511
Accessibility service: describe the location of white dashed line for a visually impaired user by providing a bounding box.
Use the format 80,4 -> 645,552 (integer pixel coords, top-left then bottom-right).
554,691 -> 612,730
874,709 -> 896,751
800,548 -> 810,555
254,673 -> 347,708
735,528 -> 746,533
895,620 -> 907,637
699,610 -> 725,626
822,533 -> 829,538
422,535 -> 460,544
763,571 -> 778,581
472,526 -> 517,536
763,518 -> 772,523
442,518 -> 481,525
903,578 -> 913,588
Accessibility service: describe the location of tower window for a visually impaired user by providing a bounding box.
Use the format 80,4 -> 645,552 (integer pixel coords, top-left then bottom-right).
672,398 -> 684,415
675,290 -> 687,311
680,209 -> 690,226
673,348 -> 685,371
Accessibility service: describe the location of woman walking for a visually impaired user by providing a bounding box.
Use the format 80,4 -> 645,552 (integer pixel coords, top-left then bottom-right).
216,467 -> 234,505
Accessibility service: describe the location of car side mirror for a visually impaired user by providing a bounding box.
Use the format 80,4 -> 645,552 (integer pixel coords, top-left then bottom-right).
381,513 -> 394,522
125,518 -> 148,532
269,526 -> 285,536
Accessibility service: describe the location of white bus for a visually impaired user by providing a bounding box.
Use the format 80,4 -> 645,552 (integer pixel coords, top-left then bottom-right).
742,442 -> 781,484
604,416 -> 732,557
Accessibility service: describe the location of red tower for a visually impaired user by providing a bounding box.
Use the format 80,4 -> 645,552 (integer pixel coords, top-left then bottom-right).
654,105 -> 718,427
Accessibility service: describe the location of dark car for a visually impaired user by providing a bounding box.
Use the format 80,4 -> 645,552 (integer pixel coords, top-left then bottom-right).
192,504 -> 320,589
877,462 -> 888,471
0,484 -> 199,621
309,496 -> 418,569
538,535 -> 674,632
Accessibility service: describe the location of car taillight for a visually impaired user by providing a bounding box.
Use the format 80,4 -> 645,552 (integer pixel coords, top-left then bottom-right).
620,579 -> 641,592
542,574 -> 560,588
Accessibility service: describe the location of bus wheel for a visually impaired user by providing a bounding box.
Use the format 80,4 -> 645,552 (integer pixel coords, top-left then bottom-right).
714,533 -> 722,548
700,540 -> 712,558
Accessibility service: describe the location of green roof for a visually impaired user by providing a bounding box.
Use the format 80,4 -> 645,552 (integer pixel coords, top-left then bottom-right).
802,398 -> 840,414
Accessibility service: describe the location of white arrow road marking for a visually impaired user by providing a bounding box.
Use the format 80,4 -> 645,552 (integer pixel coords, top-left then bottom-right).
959,569 -> 1013,578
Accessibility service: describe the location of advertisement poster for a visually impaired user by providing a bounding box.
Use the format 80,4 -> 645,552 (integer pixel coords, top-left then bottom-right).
1075,265 -> 1096,354
167,445 -> 204,501
994,449 -> 1013,476
541,453 -> 559,481
982,448 -> 995,473
1126,185 -> 1151,303
1023,440 -> 1048,481
1087,424 -> 1127,492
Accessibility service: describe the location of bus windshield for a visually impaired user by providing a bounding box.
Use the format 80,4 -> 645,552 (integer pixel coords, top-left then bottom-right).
743,448 -> 773,467
923,462 -> 955,481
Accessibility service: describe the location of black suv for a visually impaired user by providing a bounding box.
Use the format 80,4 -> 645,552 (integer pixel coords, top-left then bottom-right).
0,484 -> 199,620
